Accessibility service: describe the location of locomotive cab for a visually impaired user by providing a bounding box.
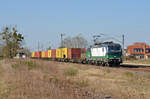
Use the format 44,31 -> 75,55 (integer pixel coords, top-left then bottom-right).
107,44 -> 122,65
86,42 -> 123,66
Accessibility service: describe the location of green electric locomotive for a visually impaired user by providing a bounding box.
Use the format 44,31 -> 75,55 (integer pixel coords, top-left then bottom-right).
86,42 -> 122,66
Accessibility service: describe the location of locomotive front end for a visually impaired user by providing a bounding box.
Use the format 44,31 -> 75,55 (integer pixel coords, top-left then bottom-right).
107,44 -> 122,65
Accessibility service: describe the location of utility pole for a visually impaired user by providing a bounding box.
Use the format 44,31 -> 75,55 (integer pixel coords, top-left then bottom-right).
144,43 -> 146,60
48,41 -> 51,50
38,41 -> 40,52
37,41 -> 40,59
122,34 -> 125,56
61,33 -> 65,48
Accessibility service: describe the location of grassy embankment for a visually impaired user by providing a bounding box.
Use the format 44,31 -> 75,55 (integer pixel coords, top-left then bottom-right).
0,59 -> 150,99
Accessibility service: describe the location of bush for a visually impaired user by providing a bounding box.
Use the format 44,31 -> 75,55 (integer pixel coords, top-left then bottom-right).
124,72 -> 134,77
24,61 -> 37,70
11,63 -> 20,69
146,75 -> 150,79
106,69 -> 111,73
64,67 -> 78,76
77,80 -> 89,87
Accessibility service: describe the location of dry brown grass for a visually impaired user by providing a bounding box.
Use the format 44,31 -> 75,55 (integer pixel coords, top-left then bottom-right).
124,59 -> 150,65
0,59 -> 150,99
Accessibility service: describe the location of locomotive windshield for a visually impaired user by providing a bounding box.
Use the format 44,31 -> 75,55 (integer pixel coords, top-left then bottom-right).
108,45 -> 121,51
107,45 -> 122,56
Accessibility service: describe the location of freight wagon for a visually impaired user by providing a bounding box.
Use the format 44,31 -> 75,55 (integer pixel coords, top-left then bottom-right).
41,51 -> 48,59
35,51 -> 41,58
51,49 -> 56,59
55,48 -> 82,62
31,52 -> 35,58
48,50 -> 51,58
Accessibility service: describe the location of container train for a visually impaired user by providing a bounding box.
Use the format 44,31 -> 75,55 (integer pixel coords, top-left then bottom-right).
31,42 -> 122,66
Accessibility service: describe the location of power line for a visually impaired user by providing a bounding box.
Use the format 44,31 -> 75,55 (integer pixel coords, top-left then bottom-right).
97,33 -> 125,57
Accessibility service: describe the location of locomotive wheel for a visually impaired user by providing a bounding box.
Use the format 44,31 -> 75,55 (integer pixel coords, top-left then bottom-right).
107,63 -> 112,67
95,62 -> 99,66
115,63 -> 120,66
102,63 -> 105,66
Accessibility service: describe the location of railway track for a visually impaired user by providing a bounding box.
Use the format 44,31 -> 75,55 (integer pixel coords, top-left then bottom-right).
74,61 -> 150,73
33,58 -> 150,73
100,64 -> 150,73
118,64 -> 150,73
61,61 -> 150,73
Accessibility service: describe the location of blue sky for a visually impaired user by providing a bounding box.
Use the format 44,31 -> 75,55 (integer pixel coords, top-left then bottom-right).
0,0 -> 150,51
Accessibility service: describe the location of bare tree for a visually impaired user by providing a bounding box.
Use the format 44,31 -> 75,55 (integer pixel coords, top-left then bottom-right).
62,37 -> 73,48
62,35 -> 88,48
